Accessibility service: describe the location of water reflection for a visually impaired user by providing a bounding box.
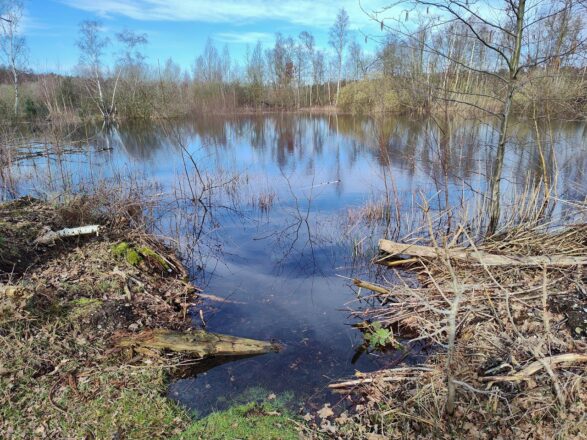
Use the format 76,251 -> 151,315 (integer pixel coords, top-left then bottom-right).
7,114 -> 587,416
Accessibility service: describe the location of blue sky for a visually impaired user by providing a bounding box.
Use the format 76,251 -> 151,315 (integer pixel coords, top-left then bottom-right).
23,0 -> 389,73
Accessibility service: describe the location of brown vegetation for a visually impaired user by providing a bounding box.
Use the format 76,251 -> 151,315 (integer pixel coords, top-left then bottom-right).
329,196 -> 587,438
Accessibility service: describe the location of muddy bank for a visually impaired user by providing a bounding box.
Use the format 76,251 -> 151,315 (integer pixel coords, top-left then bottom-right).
0,196 -> 276,438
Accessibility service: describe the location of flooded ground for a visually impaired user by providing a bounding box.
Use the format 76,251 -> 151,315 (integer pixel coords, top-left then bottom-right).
4,114 -> 587,416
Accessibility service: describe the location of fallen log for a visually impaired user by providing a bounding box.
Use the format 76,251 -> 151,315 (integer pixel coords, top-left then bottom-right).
480,353 -> 587,383
379,239 -> 587,267
35,225 -> 100,245
375,257 -> 419,267
115,328 -> 279,357
198,293 -> 246,304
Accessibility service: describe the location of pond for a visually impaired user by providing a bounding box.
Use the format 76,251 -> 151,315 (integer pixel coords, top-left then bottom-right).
5,114 -> 587,417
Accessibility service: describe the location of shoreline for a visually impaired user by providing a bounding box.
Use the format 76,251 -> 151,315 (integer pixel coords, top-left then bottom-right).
0,196 -> 292,438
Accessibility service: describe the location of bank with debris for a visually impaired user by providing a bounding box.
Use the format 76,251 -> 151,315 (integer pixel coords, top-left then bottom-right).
326,220 -> 587,438
0,196 -> 280,438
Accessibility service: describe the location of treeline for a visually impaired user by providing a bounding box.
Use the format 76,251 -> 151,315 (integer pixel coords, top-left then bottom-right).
339,1 -> 587,119
1,1 -> 586,122
0,7 -> 374,122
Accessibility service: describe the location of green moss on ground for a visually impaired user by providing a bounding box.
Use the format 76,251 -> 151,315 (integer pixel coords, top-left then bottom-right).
138,246 -> 171,271
112,241 -> 143,266
112,242 -> 171,271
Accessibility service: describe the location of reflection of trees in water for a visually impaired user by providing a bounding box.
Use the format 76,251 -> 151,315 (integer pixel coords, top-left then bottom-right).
73,114 -> 587,200
339,116 -> 586,196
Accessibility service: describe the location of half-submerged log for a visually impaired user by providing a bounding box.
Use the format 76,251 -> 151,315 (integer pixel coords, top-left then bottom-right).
116,328 -> 279,357
379,239 -> 587,267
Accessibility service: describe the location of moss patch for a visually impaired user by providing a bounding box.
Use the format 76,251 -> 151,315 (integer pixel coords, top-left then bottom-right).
113,241 -> 143,266
138,246 -> 171,271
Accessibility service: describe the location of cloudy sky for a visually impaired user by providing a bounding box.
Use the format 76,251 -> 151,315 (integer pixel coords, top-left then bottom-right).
24,0 -> 391,73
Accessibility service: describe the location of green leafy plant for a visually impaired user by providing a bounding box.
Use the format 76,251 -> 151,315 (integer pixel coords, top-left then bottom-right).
363,321 -> 395,349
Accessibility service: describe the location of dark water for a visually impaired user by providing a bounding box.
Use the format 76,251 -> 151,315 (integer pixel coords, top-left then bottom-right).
6,114 -> 587,416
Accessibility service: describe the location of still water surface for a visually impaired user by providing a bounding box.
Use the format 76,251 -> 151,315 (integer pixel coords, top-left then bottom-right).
9,114 -> 587,416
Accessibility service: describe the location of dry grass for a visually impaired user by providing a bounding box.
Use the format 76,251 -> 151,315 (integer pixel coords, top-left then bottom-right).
347,199 -> 392,225
332,192 -> 587,439
0,196 -> 200,438
251,190 -> 276,213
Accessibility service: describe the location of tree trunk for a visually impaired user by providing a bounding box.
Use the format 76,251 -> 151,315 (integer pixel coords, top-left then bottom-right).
487,0 -> 526,236
335,62 -> 342,106
12,66 -> 18,116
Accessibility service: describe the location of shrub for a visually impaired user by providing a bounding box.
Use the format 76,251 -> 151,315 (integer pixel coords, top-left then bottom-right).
338,79 -> 401,114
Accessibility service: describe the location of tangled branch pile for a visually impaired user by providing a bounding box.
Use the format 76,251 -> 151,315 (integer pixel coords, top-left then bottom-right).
335,218 -> 587,438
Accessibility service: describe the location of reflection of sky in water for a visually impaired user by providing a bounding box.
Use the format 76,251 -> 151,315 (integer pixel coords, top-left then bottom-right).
9,115 -> 587,415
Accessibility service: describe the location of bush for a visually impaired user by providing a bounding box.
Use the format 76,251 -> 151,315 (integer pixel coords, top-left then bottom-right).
338,79 -> 401,114
23,97 -> 48,119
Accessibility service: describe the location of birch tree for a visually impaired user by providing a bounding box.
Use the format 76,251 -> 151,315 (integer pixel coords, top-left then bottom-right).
329,8 -> 350,105
77,20 -> 116,120
0,0 -> 26,116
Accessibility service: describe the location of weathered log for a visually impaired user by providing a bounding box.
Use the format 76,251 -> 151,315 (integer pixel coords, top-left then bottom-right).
379,239 -> 587,267
35,225 -> 100,245
376,257 -> 419,267
198,293 -> 246,304
115,328 -> 279,357
480,353 -> 587,383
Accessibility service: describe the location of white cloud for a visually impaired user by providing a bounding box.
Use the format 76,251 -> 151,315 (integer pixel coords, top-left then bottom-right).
215,31 -> 273,44
58,0 -> 386,29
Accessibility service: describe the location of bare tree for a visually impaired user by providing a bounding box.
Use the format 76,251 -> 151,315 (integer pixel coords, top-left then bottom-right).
368,0 -> 587,235
77,20 -> 118,121
0,0 -> 26,116
116,29 -> 148,104
245,41 -> 265,106
299,31 -> 315,106
329,8 -> 350,105
347,38 -> 365,81
312,50 -> 325,105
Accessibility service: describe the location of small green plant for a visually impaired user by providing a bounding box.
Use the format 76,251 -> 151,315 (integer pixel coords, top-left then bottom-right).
363,321 -> 395,349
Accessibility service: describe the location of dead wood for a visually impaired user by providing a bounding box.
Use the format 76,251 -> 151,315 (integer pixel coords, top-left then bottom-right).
329,367 -> 433,391
197,293 -> 246,304
480,353 -> 587,383
115,328 -> 279,357
379,239 -> 587,267
353,279 -> 391,296
35,225 -> 101,245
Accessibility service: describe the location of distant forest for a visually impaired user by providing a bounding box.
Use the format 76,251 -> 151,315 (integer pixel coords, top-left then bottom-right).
0,1 -> 586,122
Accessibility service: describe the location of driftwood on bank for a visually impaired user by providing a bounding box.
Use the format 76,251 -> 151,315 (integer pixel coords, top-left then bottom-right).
480,353 -> 587,383
116,328 -> 279,358
379,239 -> 587,267
35,225 -> 100,245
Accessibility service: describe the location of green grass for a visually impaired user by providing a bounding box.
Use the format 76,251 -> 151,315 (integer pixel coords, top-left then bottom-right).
176,402 -> 300,440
